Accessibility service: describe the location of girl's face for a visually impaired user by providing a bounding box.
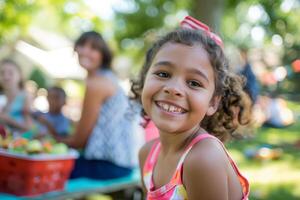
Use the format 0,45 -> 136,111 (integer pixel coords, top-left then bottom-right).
0,63 -> 21,90
76,41 -> 103,72
142,43 -> 219,135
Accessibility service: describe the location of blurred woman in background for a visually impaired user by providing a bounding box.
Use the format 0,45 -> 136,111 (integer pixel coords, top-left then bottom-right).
58,31 -> 142,179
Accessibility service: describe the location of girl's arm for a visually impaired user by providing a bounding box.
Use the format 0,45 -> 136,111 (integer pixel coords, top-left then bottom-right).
183,139 -> 230,200
138,139 -> 157,195
59,76 -> 115,149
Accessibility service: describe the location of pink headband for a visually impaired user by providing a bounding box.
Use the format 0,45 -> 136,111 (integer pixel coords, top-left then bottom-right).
180,16 -> 224,48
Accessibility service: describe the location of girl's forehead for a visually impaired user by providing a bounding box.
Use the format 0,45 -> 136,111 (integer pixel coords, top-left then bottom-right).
153,43 -> 211,67
157,42 -> 207,56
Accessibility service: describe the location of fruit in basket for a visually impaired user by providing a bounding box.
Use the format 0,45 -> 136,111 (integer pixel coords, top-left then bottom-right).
26,139 -> 43,154
1,135 -> 71,155
42,141 -> 53,153
41,135 -> 56,144
50,143 -> 68,154
11,138 -> 28,147
0,136 -> 12,149
9,138 -> 28,153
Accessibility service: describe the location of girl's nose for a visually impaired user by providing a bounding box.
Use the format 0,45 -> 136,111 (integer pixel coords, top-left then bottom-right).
163,82 -> 184,97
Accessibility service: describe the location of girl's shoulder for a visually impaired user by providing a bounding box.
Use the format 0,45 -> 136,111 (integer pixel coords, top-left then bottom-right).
182,137 -> 233,198
183,137 -> 229,179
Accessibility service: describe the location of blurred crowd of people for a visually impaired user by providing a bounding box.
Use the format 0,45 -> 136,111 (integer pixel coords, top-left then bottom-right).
237,47 -> 295,130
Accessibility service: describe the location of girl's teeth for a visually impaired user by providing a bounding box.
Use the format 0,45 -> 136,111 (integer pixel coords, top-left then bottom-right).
163,104 -> 169,110
158,102 -> 184,113
170,105 -> 176,112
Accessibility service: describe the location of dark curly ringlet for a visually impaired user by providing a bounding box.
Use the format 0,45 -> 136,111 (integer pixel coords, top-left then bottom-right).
74,31 -> 113,69
131,28 -> 252,142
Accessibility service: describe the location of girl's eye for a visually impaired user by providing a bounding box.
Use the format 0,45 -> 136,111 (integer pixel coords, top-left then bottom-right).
155,71 -> 170,78
187,80 -> 202,88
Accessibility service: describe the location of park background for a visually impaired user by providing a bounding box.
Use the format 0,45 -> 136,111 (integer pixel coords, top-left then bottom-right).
0,0 -> 300,199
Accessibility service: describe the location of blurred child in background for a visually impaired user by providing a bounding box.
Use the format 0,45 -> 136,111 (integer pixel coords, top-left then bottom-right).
34,86 -> 71,137
0,59 -> 32,135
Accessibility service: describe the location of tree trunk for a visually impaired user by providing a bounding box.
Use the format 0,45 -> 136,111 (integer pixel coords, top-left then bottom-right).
190,0 -> 226,33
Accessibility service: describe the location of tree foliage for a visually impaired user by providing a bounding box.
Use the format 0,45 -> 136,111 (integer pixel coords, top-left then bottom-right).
0,0 -> 103,45
0,0 -> 37,44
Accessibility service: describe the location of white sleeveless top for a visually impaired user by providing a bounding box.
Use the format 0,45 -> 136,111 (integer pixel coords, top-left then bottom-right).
84,69 -> 143,168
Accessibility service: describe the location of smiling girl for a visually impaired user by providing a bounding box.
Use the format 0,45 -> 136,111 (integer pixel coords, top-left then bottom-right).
132,16 -> 251,200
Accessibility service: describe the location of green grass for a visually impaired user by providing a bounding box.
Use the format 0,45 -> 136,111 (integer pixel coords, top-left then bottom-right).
226,101 -> 300,200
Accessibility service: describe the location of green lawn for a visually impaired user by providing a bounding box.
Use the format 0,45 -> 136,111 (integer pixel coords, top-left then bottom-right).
227,101 -> 300,200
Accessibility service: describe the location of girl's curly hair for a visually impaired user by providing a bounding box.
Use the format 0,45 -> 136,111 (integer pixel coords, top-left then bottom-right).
131,28 -> 252,141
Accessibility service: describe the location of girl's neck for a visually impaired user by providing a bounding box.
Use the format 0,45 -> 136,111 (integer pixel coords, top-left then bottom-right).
159,126 -> 203,155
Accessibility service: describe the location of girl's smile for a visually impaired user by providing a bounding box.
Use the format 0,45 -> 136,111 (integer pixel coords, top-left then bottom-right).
155,100 -> 188,115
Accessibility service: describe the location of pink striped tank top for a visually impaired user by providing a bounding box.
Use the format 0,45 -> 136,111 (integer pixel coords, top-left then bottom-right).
142,133 -> 250,200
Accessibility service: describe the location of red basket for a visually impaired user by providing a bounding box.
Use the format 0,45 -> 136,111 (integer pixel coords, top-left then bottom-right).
0,150 -> 77,197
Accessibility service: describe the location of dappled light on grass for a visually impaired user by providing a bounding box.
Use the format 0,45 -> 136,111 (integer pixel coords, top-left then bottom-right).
227,101 -> 300,200
259,126 -> 300,145
251,183 -> 300,200
245,162 -> 300,184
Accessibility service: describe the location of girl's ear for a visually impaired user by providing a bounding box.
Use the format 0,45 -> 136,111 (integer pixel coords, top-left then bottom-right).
206,95 -> 221,116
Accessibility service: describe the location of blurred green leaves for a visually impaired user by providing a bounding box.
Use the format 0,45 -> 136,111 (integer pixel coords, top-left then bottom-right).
0,0 -> 37,44
0,0 -> 104,45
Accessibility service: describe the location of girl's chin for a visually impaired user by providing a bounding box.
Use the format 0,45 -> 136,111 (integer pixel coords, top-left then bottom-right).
153,123 -> 182,134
